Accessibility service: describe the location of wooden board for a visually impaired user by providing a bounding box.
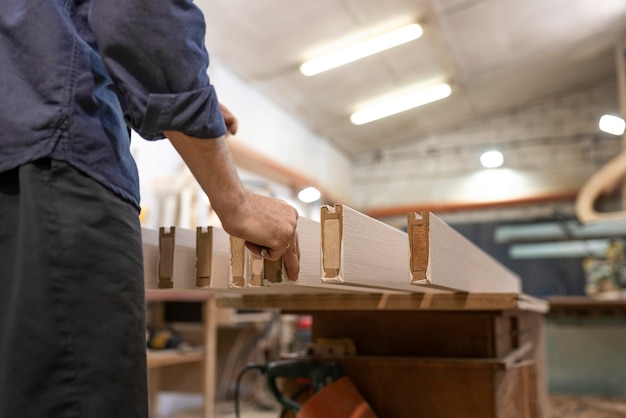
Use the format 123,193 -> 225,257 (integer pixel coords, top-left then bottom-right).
222,216 -> 388,295
141,226 -> 231,290
142,227 -> 159,289
228,216 -> 322,288
320,204 -> 443,293
216,292 -> 549,313
195,226 -> 231,289
408,211 -> 521,293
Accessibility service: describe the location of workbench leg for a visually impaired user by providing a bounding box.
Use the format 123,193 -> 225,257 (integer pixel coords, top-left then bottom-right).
148,368 -> 160,417
202,296 -> 218,418
529,313 -> 550,418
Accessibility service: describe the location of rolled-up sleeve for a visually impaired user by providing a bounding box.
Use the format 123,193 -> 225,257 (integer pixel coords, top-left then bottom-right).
89,0 -> 226,140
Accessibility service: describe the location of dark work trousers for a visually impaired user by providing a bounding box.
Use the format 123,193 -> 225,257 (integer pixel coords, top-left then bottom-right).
0,160 -> 148,418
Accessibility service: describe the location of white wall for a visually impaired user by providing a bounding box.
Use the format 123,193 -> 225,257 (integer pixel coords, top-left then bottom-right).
131,61 -> 351,228
352,78 -> 622,211
209,60 -> 353,204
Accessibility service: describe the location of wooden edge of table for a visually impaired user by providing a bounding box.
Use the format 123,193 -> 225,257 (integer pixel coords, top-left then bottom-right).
215,292 -> 549,313
546,296 -> 626,317
145,288 -> 214,302
146,348 -> 204,369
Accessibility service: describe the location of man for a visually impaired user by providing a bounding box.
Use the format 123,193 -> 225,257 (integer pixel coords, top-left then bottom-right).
0,1 -> 300,417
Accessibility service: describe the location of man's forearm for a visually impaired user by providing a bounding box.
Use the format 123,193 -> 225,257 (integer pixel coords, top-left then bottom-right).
164,131 -> 247,233
164,131 -> 300,278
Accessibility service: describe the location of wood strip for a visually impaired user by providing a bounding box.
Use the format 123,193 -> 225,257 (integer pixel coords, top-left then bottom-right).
408,212 -> 429,282
158,227 -> 175,289
288,216 -> 322,286
202,297 -> 218,418
320,204 -> 429,292
321,205 -> 342,279
263,258 -> 283,283
248,253 -> 264,287
142,228 -> 159,289
229,236 -> 246,288
196,226 -> 231,290
408,211 -> 521,293
216,293 -> 548,312
196,227 -> 212,288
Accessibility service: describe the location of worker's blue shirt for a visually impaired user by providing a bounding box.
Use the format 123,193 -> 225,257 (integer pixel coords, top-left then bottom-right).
0,0 -> 226,210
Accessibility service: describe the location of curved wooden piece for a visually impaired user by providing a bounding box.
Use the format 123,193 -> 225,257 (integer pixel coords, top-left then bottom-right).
576,148 -> 626,223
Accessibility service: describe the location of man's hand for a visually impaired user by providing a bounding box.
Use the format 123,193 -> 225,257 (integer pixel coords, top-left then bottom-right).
227,193 -> 300,280
220,103 -> 238,136
164,131 -> 300,280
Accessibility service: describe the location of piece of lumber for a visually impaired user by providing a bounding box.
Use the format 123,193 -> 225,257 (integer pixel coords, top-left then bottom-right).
408,211 -> 521,293
147,226 -> 231,290
195,226 -> 231,289
142,227 -> 159,289
216,292 -> 549,313
320,204 -> 446,293
223,216 -> 383,294
269,215 -> 322,287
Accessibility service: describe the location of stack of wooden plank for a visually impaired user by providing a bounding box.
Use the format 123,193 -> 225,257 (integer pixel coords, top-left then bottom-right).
142,204 -> 521,295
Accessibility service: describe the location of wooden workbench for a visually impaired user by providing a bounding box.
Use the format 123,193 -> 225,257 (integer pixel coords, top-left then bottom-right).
218,292 -> 549,418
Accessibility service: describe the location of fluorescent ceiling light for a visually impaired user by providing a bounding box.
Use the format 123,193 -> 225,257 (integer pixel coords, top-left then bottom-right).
480,150 -> 504,169
599,114 -> 625,136
297,186 -> 321,203
509,239 -> 609,259
351,83 -> 451,125
300,23 -> 423,76
495,220 -> 626,243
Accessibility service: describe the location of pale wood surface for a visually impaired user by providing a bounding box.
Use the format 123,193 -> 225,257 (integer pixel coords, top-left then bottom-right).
159,227 -> 177,288
408,212 -> 521,293
229,236 -> 246,288
197,226 -> 231,289
216,292 -> 548,313
142,228 -> 159,289
147,349 -> 204,369
321,204 -> 438,292
202,297 -> 218,418
284,216 -> 322,285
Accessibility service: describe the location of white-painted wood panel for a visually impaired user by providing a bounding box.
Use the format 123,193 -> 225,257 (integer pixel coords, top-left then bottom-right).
408,211 -> 521,293
320,204 -> 444,293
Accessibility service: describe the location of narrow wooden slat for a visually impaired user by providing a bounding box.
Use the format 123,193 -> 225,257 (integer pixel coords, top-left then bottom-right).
229,236 -> 246,288
216,293 -> 548,312
408,211 -> 521,293
320,204 -> 430,292
142,228 -> 159,289
196,227 -> 213,288
158,227 -> 175,289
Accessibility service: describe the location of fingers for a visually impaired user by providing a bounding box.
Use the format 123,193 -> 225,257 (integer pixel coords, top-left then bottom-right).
283,232 -> 300,281
244,232 -> 300,281
219,103 -> 238,136
231,193 -> 300,280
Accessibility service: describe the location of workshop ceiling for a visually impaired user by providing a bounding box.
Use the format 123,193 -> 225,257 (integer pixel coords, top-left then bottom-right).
198,0 -> 626,156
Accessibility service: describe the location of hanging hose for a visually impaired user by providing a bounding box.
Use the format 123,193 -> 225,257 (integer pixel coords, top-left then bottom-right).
234,363 -> 267,418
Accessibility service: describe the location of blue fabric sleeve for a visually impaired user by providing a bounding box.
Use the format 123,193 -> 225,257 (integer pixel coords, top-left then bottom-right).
88,0 -> 226,140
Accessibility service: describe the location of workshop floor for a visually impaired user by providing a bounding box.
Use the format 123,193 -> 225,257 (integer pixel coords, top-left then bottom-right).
159,396 -> 626,418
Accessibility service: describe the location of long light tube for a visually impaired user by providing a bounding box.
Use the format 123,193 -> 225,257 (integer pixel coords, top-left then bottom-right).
350,83 -> 451,125
300,23 -> 423,76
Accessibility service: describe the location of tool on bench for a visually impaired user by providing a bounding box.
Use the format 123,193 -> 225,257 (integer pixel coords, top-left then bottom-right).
265,359 -> 378,418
